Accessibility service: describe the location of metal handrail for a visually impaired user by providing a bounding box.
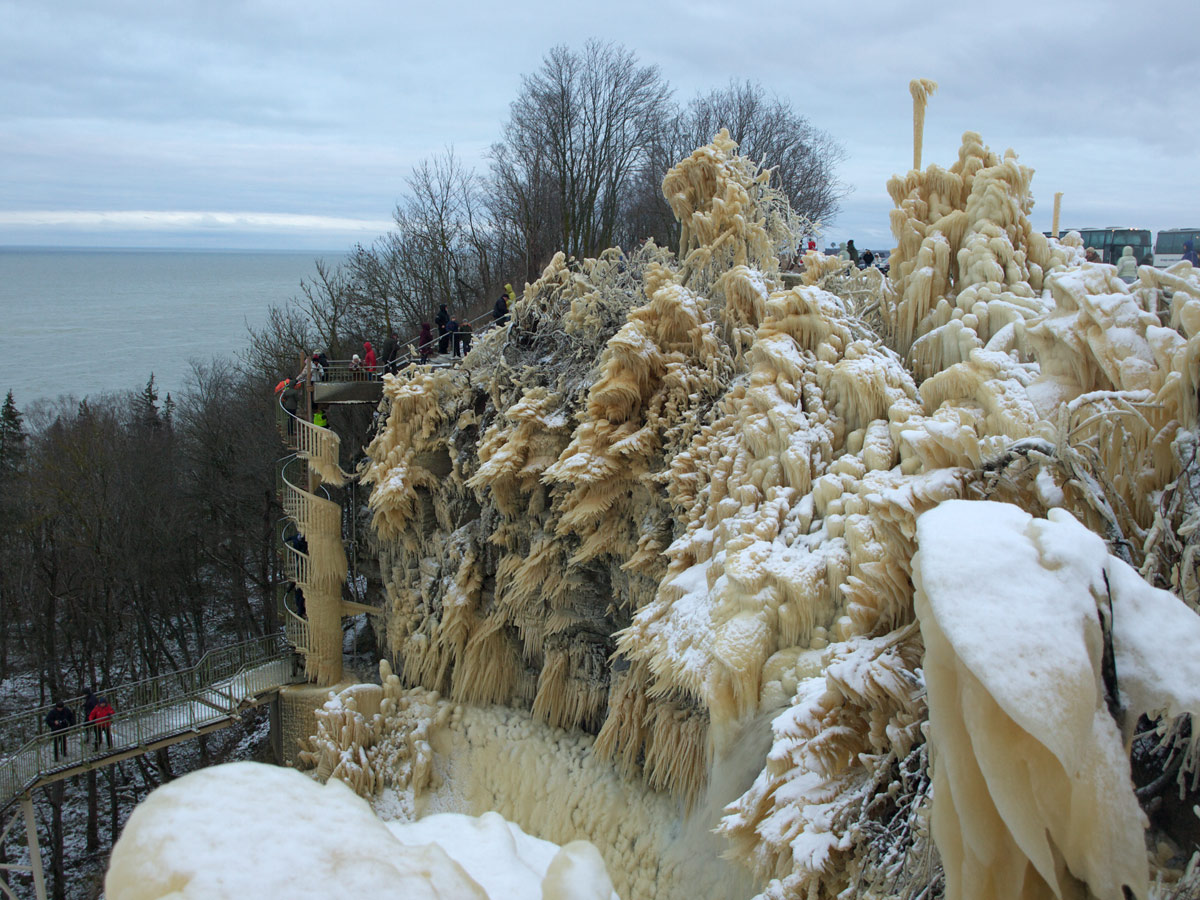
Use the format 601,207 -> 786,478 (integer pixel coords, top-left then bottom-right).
281,593 -> 312,654
276,395 -> 347,485
277,454 -> 332,502
312,307 -> 506,381
0,634 -> 300,809
280,464 -> 341,539
281,540 -> 311,588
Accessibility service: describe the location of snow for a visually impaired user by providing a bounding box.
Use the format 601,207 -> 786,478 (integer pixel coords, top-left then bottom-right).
389,812 -> 618,900
915,500 -> 1103,760
912,500 -> 1200,900
105,761 -> 620,899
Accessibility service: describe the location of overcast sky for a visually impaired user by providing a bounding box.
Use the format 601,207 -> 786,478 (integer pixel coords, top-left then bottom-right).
2,0 -> 1196,253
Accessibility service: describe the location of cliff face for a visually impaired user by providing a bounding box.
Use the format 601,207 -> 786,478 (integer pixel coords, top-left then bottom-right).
354,129 -> 1200,899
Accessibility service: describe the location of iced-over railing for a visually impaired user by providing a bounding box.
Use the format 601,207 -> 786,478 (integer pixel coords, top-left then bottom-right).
0,634 -> 302,809
276,401 -> 347,487
279,458 -> 342,539
280,592 -> 312,654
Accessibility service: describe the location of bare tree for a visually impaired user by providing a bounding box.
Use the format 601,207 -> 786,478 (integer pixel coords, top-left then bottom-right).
685,80 -> 844,222
490,41 -> 673,278
297,259 -> 356,359
390,150 -> 501,324
628,80 -> 846,250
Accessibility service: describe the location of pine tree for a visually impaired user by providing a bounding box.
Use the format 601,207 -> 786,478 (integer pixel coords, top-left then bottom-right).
136,374 -> 161,431
163,393 -> 176,429
0,390 -> 26,479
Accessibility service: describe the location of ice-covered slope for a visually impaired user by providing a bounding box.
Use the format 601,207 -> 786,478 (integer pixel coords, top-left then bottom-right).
340,126 -> 1200,900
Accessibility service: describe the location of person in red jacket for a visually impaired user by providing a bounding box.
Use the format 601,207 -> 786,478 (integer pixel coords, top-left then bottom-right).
88,696 -> 115,750
362,341 -> 377,377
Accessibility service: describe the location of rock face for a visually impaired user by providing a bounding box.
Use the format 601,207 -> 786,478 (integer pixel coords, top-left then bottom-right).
354,128 -> 1200,899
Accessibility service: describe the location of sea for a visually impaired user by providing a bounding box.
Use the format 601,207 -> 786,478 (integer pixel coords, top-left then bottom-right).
0,247 -> 338,409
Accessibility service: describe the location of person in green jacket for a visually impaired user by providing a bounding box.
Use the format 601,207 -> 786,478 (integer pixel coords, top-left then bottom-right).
313,407 -> 328,428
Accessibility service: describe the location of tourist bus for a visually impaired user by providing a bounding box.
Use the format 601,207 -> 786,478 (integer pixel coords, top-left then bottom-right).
1064,227 -> 1153,266
1154,228 -> 1200,268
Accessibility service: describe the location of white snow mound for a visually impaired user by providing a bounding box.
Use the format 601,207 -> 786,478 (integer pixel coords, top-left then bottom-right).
105,761 -> 618,900
914,500 -> 1200,900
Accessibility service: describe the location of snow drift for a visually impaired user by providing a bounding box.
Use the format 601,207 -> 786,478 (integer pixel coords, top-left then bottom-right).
105,761 -> 618,900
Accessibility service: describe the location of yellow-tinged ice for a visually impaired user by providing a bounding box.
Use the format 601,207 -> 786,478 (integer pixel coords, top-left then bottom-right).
348,125 -> 1200,900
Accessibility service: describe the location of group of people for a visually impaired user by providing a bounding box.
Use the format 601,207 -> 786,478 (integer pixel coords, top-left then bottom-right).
420,284 -> 518,360
291,284 -> 523,378
46,689 -> 115,760
429,307 -> 475,358
836,240 -> 878,268
784,239 -> 882,273
350,334 -> 407,378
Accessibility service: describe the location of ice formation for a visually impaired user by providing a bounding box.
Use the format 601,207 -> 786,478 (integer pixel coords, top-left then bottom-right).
915,500 -> 1200,900
329,121 -> 1200,900
105,760 -> 619,900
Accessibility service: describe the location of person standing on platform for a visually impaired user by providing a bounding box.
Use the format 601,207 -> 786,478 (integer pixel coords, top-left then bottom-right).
362,341 -> 377,378
418,323 -> 434,361
435,304 -> 451,354
83,688 -> 99,722
448,316 -> 461,357
47,701 -> 75,761
379,331 -> 399,374
459,321 -> 473,356
493,294 -> 509,325
88,696 -> 114,750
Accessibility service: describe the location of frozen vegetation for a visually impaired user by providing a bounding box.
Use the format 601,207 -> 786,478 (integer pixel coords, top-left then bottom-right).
111,105 -> 1200,899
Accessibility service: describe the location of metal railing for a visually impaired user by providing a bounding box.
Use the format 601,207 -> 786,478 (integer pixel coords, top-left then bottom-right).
305,307 -> 506,383
0,634 -> 301,809
281,539 -> 311,587
280,460 -> 341,539
276,396 -> 347,487
281,593 -> 312,654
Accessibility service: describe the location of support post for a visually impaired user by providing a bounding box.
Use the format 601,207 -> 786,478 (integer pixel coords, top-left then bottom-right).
269,695 -> 283,765
22,796 -> 45,900
0,796 -> 46,900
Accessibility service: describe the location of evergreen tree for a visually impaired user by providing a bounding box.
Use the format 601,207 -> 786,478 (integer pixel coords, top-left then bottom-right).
0,390 -> 26,479
135,374 -> 161,431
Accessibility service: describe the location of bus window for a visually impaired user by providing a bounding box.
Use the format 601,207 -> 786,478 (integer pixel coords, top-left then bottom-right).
1112,230 -> 1152,265
1155,229 -> 1200,268
1073,228 -> 1151,265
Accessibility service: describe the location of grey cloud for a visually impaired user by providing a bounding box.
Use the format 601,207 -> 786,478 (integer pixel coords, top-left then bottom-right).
1,0 -> 1196,250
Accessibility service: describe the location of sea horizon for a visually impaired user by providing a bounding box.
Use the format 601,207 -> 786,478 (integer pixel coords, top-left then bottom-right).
0,244 -> 344,255
0,246 -> 340,408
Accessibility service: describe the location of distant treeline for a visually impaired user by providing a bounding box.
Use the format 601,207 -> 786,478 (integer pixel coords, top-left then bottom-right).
249,40 -> 844,370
